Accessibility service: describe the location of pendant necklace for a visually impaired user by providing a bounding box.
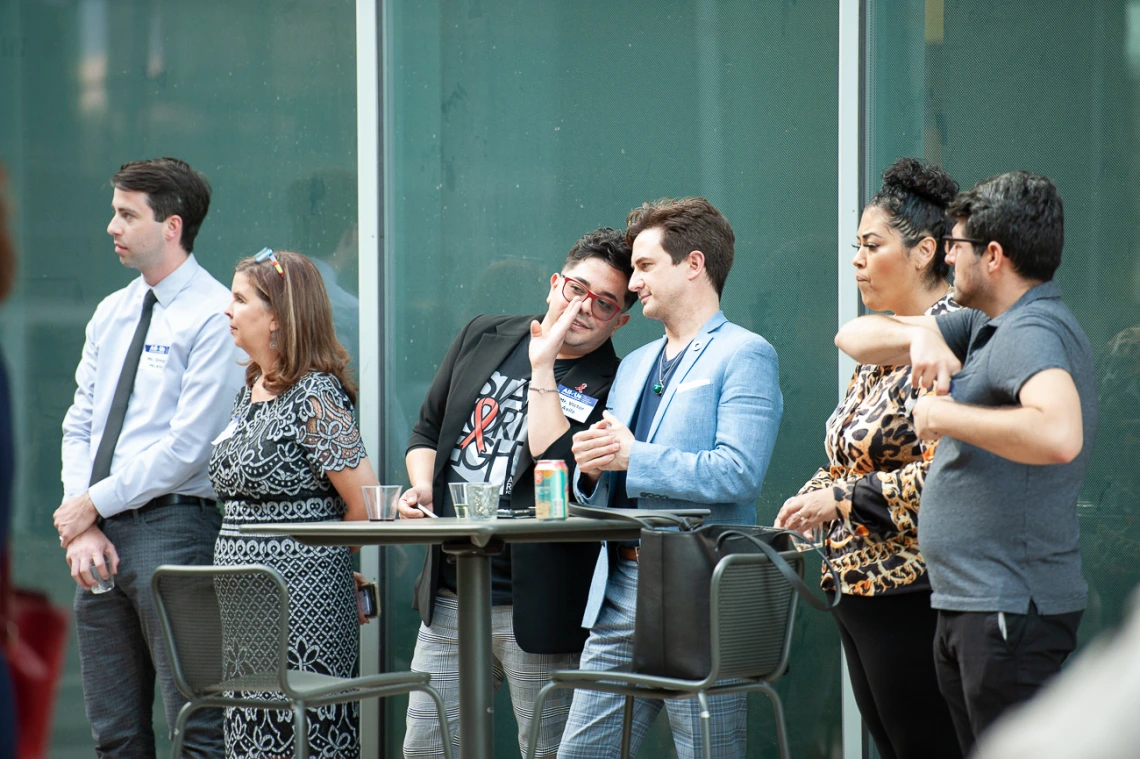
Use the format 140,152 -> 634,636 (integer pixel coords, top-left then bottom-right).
652,342 -> 689,395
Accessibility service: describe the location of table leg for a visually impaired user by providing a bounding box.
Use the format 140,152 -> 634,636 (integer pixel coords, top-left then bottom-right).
454,549 -> 494,759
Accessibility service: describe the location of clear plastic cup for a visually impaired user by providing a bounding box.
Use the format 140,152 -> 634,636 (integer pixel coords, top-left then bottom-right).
448,483 -> 470,519
362,485 -> 402,521
466,483 -> 500,521
449,482 -> 499,520
90,554 -> 115,594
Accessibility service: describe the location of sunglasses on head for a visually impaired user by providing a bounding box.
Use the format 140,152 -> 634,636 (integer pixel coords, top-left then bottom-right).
254,247 -> 285,277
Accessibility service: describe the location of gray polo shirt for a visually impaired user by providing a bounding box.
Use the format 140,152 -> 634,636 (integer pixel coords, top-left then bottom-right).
919,281 -> 1097,615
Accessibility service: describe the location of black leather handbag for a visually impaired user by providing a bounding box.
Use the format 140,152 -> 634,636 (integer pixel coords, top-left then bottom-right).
632,523 -> 839,680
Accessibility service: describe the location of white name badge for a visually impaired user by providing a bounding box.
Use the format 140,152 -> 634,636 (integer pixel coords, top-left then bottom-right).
558,384 -> 599,423
143,344 -> 171,372
211,417 -> 239,445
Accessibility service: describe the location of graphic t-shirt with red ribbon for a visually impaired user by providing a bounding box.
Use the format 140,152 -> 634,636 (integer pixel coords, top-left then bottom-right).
440,337 -> 579,602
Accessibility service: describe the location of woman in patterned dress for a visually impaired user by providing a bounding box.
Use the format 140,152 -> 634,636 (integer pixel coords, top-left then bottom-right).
776,158 -> 962,759
211,249 -> 377,759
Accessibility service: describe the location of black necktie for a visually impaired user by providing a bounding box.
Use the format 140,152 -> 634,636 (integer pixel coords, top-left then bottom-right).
90,289 -> 158,486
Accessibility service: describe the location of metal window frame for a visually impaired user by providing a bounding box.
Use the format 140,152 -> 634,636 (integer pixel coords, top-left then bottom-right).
838,1 -> 866,758
355,0 -> 383,756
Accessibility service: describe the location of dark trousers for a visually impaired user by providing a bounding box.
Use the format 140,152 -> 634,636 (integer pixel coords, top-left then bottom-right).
933,604 -> 1082,756
75,502 -> 224,759
830,590 -> 960,759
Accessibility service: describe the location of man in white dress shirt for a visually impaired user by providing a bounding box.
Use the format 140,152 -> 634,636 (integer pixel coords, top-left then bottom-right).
53,158 -> 243,758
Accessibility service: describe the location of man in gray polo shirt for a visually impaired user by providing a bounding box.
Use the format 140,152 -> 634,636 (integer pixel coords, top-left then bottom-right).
835,170 -> 1096,755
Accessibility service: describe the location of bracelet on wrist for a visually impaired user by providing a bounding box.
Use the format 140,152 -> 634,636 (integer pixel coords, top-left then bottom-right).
528,386 -> 559,394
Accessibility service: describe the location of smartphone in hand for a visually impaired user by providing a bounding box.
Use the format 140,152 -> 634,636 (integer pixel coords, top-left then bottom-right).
357,581 -> 379,619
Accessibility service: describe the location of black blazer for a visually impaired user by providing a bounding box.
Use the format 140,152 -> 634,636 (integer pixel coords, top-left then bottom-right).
407,313 -> 620,653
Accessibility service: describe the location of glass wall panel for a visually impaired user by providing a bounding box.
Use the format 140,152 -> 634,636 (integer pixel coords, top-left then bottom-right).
0,0 -> 356,754
867,0 -> 1139,706
384,2 -> 841,756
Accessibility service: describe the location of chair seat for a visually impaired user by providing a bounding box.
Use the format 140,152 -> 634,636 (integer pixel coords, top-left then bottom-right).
204,669 -> 432,699
548,667 -> 778,698
153,564 -> 453,759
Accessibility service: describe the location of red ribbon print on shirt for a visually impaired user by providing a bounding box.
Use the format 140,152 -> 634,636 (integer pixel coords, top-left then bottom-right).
460,398 -> 499,453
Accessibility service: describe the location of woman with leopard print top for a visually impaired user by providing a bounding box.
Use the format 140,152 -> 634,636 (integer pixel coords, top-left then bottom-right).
777,157 -> 962,759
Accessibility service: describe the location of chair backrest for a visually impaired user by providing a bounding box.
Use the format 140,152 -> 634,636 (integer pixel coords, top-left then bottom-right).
152,564 -> 291,698
709,551 -> 801,681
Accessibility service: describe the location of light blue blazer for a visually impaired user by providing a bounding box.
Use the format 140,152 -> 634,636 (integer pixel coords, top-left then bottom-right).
574,311 -> 783,628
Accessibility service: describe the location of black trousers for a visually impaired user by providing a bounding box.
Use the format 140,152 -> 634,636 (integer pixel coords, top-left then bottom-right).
829,590 -> 961,759
933,603 -> 1083,756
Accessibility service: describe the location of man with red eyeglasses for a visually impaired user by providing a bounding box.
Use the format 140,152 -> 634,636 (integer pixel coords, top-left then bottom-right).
397,227 -> 634,758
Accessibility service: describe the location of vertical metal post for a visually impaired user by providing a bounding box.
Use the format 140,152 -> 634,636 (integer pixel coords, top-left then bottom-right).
355,0 -> 382,756
454,550 -> 495,759
838,0 -> 863,396
838,1 -> 865,758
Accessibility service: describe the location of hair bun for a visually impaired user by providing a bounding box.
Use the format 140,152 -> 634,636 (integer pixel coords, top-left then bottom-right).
882,157 -> 958,206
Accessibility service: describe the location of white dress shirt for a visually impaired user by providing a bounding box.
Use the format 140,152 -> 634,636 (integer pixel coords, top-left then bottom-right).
61,254 -> 246,518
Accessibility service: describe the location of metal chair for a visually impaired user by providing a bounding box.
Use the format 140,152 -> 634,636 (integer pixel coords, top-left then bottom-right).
152,564 -> 453,759
527,551 -> 802,759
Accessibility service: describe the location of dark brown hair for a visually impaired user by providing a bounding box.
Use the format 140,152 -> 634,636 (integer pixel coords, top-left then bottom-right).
625,197 -> 735,296
235,250 -> 357,403
111,158 -> 212,253
948,170 -> 1064,283
0,165 -> 14,303
563,227 -> 636,308
867,157 -> 958,287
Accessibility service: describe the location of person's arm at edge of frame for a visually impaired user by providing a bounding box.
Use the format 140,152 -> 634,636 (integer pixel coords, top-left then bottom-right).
914,367 -> 1084,466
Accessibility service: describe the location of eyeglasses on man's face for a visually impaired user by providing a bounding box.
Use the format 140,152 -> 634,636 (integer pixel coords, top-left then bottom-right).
941,236 -> 986,255
560,275 -> 622,322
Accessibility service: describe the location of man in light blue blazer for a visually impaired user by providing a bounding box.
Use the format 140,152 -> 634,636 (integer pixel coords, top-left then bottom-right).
558,197 -> 783,759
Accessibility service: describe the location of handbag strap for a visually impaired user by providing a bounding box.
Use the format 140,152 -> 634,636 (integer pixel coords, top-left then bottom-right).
569,504 -> 697,531
715,529 -> 841,612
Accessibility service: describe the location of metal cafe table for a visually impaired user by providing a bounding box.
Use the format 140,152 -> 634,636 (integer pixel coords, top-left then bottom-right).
240,507 -> 706,759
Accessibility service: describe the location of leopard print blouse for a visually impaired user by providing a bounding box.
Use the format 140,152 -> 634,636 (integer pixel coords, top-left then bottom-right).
801,292 -> 959,596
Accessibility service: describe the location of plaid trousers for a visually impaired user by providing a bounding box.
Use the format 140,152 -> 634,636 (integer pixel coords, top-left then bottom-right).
404,592 -> 578,758
557,559 -> 748,759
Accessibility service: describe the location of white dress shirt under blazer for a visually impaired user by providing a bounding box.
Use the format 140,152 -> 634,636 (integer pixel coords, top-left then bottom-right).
61,254 -> 245,518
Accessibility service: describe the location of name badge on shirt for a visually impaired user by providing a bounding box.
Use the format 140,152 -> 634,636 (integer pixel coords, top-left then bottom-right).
211,417 -> 239,445
142,344 -> 171,372
558,384 -> 599,423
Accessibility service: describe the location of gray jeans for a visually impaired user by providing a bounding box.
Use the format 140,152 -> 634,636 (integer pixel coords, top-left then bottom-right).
404,592 -> 578,758
74,502 -> 223,759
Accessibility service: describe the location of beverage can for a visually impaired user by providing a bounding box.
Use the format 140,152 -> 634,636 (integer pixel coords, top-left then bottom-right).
534,460 -> 569,520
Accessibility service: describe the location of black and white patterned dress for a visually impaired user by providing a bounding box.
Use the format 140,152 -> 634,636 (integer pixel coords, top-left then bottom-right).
210,372 -> 364,759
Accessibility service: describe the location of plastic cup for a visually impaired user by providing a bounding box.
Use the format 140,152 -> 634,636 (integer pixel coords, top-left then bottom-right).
466,483 -> 500,521
90,554 -> 115,594
448,483 -> 470,519
362,485 -> 402,521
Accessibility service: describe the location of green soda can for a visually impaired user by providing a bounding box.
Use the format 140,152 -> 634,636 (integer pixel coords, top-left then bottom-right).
534,460 -> 569,520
